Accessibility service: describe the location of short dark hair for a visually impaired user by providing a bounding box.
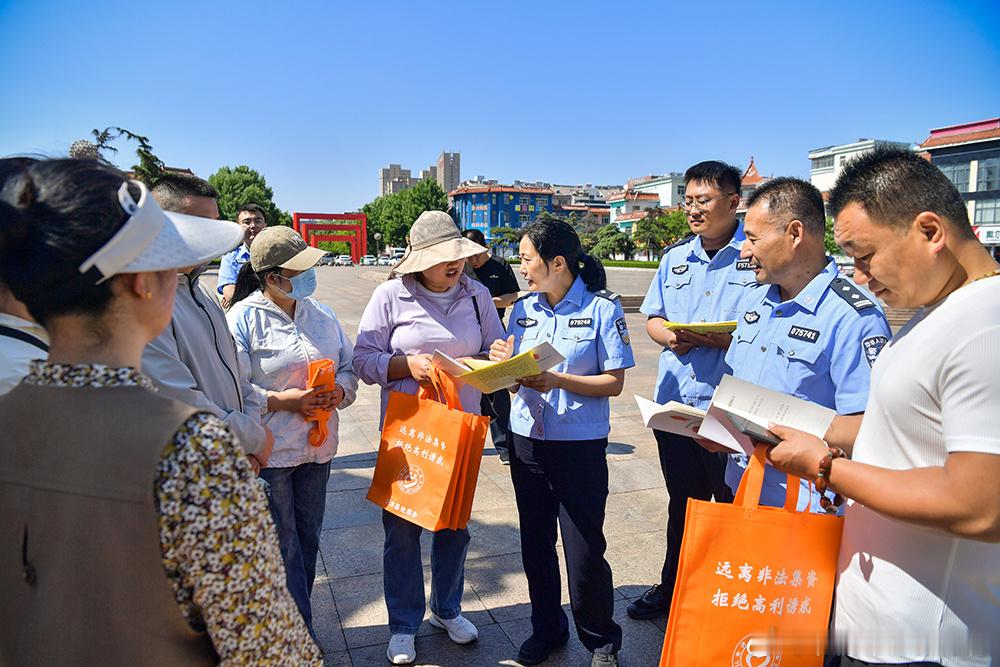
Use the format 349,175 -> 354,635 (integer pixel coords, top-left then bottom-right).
684,160 -> 742,195
0,159 -> 137,324
828,147 -> 974,239
150,172 -> 217,212
237,203 -> 266,221
746,177 -> 826,235
462,228 -> 487,246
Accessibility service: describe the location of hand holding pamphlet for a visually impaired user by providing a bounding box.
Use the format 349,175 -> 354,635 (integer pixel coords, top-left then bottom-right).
634,395 -> 705,439
696,375 -> 836,455
662,320 -> 737,334
432,342 -> 565,394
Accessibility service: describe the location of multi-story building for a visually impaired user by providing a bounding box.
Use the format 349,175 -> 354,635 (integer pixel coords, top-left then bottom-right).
437,151 -> 461,193
379,151 -> 460,197
449,183 -> 556,239
625,173 -> 687,208
378,164 -> 415,196
919,117 -> 1000,252
608,190 -> 661,226
736,157 -> 769,218
808,138 -> 912,195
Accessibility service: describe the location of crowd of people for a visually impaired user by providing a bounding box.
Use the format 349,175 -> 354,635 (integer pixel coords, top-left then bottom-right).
0,149 -> 996,667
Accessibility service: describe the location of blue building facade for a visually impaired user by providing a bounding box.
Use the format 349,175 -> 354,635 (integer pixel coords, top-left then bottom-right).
450,186 -> 557,241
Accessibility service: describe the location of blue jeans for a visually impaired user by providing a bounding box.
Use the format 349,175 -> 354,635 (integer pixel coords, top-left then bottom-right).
260,460 -> 331,634
382,510 -> 471,634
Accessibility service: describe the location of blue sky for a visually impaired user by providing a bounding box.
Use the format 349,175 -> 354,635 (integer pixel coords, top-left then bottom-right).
2,0 -> 998,214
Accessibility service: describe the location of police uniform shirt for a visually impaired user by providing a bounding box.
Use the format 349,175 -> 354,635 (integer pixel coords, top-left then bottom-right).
724,259 -> 892,511
472,256 -> 521,319
639,225 -> 758,409
507,275 -> 635,441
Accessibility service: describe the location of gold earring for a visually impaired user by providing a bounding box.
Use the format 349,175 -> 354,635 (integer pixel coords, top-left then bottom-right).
145,291 -> 153,300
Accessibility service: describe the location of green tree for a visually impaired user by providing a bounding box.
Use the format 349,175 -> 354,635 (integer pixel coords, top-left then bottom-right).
362,179 -> 449,249
208,165 -> 292,226
824,216 -> 839,255
317,241 -> 351,255
489,226 -> 521,258
591,224 -> 635,260
89,127 -> 165,186
658,207 -> 692,244
633,208 -> 670,260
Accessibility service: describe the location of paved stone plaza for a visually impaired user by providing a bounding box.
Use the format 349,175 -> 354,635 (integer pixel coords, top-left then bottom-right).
238,265 -> 673,666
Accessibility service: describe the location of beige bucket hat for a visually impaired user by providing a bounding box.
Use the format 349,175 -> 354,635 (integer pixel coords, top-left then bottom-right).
392,210 -> 487,275
249,226 -> 327,272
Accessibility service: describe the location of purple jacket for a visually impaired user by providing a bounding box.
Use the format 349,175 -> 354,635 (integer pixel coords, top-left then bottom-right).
353,274 -> 506,425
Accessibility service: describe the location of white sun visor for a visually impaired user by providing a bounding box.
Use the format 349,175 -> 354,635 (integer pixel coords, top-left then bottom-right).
78,180 -> 244,281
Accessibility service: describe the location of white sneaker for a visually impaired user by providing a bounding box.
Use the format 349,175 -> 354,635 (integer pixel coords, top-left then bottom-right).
387,633 -> 416,665
429,613 -> 478,644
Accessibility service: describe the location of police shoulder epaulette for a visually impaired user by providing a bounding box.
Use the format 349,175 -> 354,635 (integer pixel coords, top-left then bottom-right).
661,233 -> 695,256
830,278 -> 876,312
592,289 -> 621,302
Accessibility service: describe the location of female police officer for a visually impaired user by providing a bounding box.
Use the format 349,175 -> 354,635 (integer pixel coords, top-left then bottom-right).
490,219 -> 634,667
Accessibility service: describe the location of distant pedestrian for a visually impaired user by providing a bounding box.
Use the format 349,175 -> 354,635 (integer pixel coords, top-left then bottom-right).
462,228 -> 520,464
0,158 -> 320,665
218,202 -> 267,308
353,211 -> 504,666
228,225 -> 358,636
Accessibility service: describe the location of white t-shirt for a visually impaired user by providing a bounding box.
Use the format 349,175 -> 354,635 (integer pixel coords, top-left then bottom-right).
833,275 -> 1000,666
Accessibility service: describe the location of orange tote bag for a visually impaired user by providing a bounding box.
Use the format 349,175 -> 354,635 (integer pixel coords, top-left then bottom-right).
367,369 -> 488,531
659,445 -> 844,666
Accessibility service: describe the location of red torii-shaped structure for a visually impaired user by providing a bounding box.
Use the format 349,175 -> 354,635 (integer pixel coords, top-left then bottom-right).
292,212 -> 368,263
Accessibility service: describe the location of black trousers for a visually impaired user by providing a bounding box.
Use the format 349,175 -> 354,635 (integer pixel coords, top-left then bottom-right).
654,430 -> 733,599
480,389 -> 511,454
510,433 -> 622,652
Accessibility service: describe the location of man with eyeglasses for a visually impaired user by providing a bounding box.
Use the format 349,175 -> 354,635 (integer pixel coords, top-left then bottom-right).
218,203 -> 268,309
630,160 -> 758,622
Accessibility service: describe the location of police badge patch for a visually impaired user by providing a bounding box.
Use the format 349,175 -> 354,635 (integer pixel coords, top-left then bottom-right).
615,317 -> 630,345
743,311 -> 760,324
735,259 -> 754,271
671,264 -> 689,275
862,335 -> 888,367
517,317 -> 537,327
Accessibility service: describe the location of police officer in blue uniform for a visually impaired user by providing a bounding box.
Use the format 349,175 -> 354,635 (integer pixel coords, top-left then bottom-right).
631,161 -> 758,621
490,219 -> 634,667
723,177 -> 891,511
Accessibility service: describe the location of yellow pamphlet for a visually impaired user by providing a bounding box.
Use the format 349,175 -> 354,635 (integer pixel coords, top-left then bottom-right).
432,343 -> 565,394
662,320 -> 737,334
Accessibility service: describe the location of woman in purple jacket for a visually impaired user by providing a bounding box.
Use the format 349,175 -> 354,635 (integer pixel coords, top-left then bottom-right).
353,211 -> 505,666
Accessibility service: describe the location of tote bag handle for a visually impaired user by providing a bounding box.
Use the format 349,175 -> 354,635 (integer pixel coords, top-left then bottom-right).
419,367 -> 462,410
733,444 -> 801,513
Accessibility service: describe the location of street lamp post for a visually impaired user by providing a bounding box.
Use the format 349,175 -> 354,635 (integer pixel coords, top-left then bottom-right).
374,232 -> 382,256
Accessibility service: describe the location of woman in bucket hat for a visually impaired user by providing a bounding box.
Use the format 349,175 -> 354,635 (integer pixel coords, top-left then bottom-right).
353,210 -> 506,665
0,159 -> 321,665
227,225 -> 358,638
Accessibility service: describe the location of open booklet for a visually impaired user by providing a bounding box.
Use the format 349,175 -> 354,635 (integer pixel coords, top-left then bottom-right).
696,374 -> 836,455
432,342 -> 565,394
662,320 -> 737,334
634,395 -> 706,439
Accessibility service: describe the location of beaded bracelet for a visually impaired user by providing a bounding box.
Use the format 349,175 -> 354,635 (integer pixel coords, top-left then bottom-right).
815,444 -> 846,514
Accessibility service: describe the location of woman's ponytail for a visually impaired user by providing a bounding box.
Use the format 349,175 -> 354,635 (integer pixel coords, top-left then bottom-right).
578,253 -> 607,292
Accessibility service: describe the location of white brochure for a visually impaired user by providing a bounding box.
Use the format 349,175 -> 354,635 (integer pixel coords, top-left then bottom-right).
697,374 -> 836,455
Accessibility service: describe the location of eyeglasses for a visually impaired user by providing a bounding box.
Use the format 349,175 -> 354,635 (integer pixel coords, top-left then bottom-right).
683,192 -> 736,212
